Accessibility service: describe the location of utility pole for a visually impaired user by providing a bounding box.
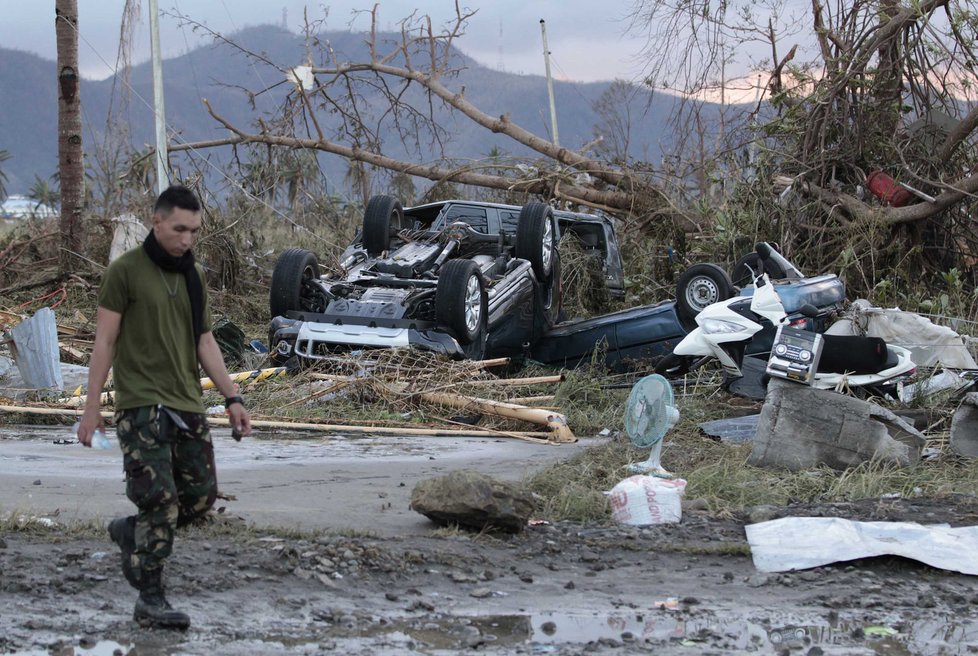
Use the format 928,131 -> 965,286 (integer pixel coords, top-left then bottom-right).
149,0 -> 169,193
539,19 -> 559,147
55,0 -> 83,274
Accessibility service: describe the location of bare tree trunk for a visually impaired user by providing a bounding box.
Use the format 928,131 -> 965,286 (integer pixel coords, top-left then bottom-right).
56,0 -> 84,274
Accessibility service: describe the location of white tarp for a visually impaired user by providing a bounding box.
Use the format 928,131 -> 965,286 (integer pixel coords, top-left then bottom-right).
746,517 -> 978,575
827,300 -> 977,369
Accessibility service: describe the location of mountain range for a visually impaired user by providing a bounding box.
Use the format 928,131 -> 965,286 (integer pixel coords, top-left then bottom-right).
0,24 -> 687,199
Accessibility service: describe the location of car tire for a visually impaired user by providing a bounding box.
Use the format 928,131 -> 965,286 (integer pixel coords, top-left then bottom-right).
516,202 -> 556,281
270,248 -> 321,319
676,263 -> 735,325
730,252 -> 787,287
436,259 -> 487,347
363,195 -> 404,255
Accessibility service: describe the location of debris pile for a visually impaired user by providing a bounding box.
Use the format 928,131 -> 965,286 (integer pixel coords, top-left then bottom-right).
1,308 -> 578,443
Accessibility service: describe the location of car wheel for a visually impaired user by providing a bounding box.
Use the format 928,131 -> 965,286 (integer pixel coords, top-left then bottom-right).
270,248 -> 321,319
532,252 -> 562,340
731,252 -> 787,287
676,263 -> 735,324
362,195 -> 404,255
516,202 -> 556,281
436,259 -> 487,347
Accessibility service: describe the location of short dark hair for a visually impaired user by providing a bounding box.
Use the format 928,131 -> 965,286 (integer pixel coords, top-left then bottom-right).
154,185 -> 201,215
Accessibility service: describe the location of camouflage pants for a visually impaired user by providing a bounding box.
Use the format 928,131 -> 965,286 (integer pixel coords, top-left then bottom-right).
115,405 -> 217,578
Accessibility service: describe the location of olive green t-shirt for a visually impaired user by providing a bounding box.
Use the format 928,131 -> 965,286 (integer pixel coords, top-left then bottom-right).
98,246 -> 212,413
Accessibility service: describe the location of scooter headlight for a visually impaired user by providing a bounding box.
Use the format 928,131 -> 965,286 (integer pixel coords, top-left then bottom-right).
700,318 -> 745,335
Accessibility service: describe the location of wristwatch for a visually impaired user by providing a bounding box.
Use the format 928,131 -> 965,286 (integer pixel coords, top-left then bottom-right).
224,395 -> 245,409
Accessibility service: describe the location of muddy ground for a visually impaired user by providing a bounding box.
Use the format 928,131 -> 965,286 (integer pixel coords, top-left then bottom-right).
2,429 -> 978,655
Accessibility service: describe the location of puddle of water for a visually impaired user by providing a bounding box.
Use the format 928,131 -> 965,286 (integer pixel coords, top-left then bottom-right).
383,612 -> 977,653
8,613 -> 975,655
11,639 -> 132,656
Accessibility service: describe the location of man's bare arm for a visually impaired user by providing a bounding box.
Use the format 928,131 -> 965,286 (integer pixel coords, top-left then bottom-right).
76,307 -> 121,446
197,331 -> 252,437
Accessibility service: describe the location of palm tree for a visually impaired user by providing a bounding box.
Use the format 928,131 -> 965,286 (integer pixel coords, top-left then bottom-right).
28,174 -> 60,212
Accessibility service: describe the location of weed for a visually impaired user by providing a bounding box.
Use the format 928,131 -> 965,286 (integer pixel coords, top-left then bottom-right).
0,509 -> 105,539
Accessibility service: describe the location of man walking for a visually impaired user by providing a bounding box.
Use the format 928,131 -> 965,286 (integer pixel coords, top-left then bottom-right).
76,185 -> 251,629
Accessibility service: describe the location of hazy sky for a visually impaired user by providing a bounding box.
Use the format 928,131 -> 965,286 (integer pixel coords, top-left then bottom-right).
0,1 -> 652,83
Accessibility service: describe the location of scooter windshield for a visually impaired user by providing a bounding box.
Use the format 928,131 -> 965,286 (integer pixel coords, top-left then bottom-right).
750,274 -> 787,323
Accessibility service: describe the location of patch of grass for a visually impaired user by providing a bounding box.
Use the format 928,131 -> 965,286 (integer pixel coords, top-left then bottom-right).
0,509 -> 106,539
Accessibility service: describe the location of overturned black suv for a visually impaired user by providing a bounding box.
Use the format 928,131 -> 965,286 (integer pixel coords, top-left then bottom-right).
268,196 -> 624,363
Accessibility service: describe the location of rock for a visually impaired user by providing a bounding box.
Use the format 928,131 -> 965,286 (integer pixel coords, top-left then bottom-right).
746,505 -> 781,524
409,470 -> 536,533
950,393 -> 978,458
749,379 -> 926,471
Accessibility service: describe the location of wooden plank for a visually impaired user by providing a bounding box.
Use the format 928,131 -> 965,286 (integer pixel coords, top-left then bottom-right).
417,390 -> 576,443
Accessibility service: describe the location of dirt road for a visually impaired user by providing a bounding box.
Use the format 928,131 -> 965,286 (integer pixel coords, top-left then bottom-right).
2,426 -> 978,655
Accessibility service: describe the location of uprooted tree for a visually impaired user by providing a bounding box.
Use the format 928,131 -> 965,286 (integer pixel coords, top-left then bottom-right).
172,2 -> 978,294
629,0 -> 978,290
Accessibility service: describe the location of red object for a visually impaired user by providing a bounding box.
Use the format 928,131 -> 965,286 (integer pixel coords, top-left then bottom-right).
866,170 -> 913,207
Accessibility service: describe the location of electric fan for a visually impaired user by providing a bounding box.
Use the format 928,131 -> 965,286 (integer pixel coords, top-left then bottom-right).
624,374 -> 680,475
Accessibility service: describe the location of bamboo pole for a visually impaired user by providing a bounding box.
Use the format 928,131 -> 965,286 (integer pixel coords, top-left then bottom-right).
0,405 -> 559,439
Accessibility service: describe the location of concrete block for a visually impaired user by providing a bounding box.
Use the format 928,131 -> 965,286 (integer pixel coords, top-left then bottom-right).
749,378 -> 926,471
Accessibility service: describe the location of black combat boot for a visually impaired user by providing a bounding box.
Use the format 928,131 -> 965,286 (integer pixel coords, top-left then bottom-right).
133,568 -> 191,630
107,516 -> 139,588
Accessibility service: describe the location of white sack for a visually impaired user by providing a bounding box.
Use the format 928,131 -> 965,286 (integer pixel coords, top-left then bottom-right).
608,475 -> 686,526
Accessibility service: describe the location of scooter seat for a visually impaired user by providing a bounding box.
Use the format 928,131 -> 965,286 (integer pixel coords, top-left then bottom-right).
818,335 -> 890,374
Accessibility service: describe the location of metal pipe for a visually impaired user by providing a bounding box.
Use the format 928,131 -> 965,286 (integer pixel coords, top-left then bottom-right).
539,19 -> 559,147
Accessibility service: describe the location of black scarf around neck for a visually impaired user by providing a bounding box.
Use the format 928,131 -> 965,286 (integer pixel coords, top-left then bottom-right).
143,230 -> 204,344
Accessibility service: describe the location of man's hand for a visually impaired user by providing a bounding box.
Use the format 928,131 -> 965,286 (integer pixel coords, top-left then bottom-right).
228,403 -> 251,441
76,407 -> 105,448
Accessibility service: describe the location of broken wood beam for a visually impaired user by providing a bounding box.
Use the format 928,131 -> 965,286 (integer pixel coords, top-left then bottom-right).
201,367 -> 289,390
416,390 -> 576,443
508,395 -> 556,405
468,357 -> 510,368
469,374 -> 564,387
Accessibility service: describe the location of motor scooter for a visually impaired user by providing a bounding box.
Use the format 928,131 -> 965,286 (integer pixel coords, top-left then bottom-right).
656,242 -> 844,380
670,249 -> 915,399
